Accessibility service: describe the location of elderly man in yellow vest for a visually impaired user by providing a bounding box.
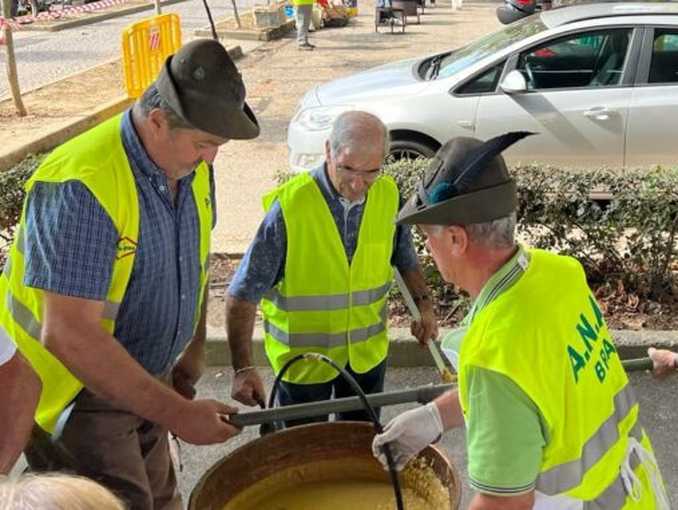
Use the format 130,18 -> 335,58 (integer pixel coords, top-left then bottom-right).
227,111 -> 437,426
372,133 -> 669,509
0,39 -> 259,509
293,0 -> 316,50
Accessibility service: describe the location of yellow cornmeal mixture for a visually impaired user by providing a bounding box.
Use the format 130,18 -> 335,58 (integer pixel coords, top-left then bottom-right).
224,457 -> 449,510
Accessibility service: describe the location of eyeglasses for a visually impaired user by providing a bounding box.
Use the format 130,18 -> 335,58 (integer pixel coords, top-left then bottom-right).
335,164 -> 382,182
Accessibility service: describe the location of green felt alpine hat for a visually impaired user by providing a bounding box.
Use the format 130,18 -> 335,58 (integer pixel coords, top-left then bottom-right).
397,132 -> 535,226
154,39 -> 260,140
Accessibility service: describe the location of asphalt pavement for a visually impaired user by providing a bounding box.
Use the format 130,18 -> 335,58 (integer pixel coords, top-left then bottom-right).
178,367 -> 678,509
0,0 -> 257,99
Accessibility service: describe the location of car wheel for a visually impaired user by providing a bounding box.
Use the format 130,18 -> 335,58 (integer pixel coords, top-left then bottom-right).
388,139 -> 437,162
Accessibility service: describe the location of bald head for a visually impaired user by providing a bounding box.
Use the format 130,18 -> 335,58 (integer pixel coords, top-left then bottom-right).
329,111 -> 389,161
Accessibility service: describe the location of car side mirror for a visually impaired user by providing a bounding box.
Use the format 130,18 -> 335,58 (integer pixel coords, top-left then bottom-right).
500,70 -> 528,94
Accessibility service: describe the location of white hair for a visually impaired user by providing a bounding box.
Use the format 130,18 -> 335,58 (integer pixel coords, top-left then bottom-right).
329,111 -> 390,159
430,213 -> 517,249
0,473 -> 125,510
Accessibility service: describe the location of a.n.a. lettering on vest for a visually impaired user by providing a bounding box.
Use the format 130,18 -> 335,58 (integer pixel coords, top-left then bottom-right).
116,236 -> 138,260
567,295 -> 617,384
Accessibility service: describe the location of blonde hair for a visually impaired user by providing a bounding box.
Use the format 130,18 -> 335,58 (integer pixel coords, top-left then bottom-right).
0,473 -> 126,510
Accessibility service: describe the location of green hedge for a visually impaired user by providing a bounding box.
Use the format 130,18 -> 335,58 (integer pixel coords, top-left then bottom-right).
0,155 -> 44,266
279,161 -> 678,303
1,157 -> 676,304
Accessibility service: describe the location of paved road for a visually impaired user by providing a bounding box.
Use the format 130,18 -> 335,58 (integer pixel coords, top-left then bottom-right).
178,367 -> 678,508
0,0 -> 257,99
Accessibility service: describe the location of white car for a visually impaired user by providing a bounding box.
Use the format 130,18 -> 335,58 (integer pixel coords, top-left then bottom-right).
288,2 -> 678,171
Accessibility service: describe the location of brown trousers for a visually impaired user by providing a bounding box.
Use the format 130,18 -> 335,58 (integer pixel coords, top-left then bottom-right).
24,388 -> 182,510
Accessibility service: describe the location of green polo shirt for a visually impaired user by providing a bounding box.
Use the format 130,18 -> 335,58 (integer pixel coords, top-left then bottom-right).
442,246 -> 548,496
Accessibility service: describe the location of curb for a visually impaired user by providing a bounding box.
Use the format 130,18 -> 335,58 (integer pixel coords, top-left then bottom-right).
0,96 -> 133,171
0,45 -> 243,172
195,19 -> 295,42
16,0 -> 188,32
205,326 -> 678,367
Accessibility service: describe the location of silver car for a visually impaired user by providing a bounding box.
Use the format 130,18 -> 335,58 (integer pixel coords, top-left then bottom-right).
287,2 -> 678,171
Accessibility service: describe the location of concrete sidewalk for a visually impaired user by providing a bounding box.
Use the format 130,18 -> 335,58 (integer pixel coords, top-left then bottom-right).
210,1 -> 503,255
178,366 -> 678,508
205,326 -> 678,367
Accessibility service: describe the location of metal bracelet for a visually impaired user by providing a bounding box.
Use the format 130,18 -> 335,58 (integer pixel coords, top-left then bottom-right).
234,365 -> 256,375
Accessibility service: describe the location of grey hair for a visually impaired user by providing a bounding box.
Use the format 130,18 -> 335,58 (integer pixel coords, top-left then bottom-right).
429,212 -> 516,249
329,111 -> 390,159
137,84 -> 194,131
465,212 -> 517,249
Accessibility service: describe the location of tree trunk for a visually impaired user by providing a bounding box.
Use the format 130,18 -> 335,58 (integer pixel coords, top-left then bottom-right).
231,0 -> 241,28
1,0 -> 27,116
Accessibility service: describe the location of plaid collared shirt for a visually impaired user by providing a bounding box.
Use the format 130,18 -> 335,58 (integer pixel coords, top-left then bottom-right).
23,110 -> 216,374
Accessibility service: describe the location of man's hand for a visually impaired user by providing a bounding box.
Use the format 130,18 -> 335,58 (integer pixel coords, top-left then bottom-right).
171,399 -> 241,445
231,368 -> 267,407
648,347 -> 678,378
172,343 -> 205,400
372,402 -> 443,470
411,303 -> 439,346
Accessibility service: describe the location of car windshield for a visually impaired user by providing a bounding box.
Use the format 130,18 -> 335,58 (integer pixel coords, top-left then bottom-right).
426,16 -> 547,80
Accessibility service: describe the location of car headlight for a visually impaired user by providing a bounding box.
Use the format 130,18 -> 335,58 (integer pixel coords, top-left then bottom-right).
293,105 -> 355,132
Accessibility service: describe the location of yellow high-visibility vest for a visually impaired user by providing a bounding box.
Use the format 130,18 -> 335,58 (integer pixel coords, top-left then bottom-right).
260,172 -> 398,383
456,249 -> 667,508
0,113 -> 212,433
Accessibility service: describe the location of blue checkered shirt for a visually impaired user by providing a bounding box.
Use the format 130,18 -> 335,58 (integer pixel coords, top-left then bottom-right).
23,110 -> 216,375
229,165 -> 418,303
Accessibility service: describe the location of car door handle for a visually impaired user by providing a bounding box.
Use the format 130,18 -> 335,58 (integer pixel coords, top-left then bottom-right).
457,120 -> 474,130
584,107 -> 613,121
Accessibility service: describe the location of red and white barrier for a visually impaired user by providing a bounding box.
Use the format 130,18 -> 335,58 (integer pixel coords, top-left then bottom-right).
0,0 -> 131,35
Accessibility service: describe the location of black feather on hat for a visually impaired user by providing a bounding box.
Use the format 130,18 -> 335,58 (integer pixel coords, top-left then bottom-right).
397,131 -> 535,226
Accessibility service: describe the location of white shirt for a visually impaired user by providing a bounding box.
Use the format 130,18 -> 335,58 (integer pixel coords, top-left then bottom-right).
0,333 -> 17,366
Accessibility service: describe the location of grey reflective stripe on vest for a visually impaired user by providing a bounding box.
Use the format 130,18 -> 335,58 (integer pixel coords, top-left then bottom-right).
102,301 -> 121,321
6,289 -> 119,335
264,320 -> 386,348
264,282 -> 391,312
6,291 -> 42,340
584,423 -> 644,510
537,383 -> 639,495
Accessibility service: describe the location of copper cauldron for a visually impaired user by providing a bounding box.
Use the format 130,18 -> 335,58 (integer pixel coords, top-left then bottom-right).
189,421 -> 461,510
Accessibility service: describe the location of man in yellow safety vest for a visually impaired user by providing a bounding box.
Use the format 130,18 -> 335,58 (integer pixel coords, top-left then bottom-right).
372,133 -> 670,509
227,111 -> 437,426
0,39 -> 259,509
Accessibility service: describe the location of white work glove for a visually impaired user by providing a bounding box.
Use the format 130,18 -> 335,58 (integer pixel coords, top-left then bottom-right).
372,401 -> 443,471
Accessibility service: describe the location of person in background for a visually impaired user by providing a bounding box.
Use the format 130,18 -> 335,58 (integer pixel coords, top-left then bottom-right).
293,0 -> 316,50
0,473 -> 125,510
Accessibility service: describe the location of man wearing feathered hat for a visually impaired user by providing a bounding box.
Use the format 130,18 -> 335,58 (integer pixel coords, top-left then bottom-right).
372,133 -> 668,509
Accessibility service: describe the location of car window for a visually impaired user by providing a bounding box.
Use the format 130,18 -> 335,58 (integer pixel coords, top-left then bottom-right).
456,62 -> 506,95
433,17 -> 546,81
517,29 -> 632,90
649,29 -> 678,84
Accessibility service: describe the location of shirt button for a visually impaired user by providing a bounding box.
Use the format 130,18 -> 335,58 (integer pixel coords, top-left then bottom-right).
159,185 -> 166,192
179,256 -> 183,262
181,294 -> 186,300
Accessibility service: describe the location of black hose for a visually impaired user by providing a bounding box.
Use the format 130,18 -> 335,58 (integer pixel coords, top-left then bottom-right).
268,352 -> 405,510
200,0 -> 218,40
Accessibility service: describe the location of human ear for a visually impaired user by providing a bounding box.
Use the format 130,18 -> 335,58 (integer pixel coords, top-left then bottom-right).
448,226 -> 468,257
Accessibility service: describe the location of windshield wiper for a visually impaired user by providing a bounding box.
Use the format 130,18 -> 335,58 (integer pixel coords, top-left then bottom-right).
427,55 -> 443,80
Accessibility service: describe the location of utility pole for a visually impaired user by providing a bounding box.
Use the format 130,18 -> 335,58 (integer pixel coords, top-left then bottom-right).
154,0 -> 161,16
1,0 -> 27,117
